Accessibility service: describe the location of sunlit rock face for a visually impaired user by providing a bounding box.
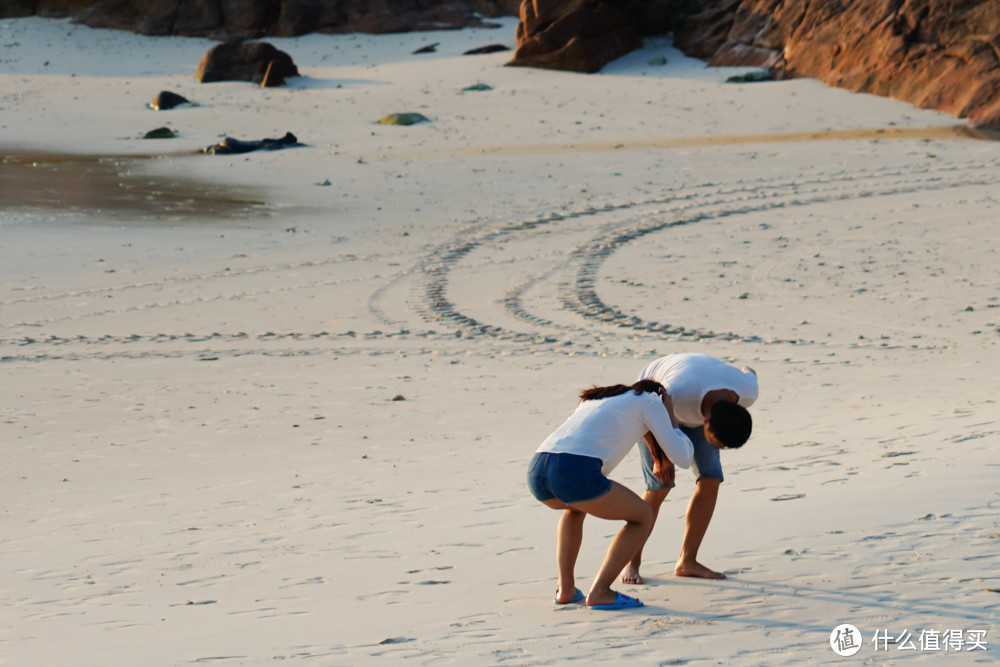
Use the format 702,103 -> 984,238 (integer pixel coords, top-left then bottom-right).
673,0 -> 1000,130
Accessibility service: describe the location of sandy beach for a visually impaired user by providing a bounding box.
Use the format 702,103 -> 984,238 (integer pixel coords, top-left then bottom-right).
1,15 -> 999,665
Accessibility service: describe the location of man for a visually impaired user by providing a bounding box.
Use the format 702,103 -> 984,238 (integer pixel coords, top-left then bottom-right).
621,353 -> 758,584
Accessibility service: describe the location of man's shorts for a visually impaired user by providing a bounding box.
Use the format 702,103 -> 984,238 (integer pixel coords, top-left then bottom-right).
527,452 -> 613,505
639,424 -> 724,490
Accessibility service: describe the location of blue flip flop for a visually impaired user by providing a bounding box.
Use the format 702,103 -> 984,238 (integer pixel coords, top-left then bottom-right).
588,592 -> 643,610
554,588 -> 585,605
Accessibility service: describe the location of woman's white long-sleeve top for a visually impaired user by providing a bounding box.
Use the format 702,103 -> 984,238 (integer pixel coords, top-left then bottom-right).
536,391 -> 694,474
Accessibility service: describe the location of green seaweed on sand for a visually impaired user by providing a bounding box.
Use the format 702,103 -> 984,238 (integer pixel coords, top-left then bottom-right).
376,113 -> 430,126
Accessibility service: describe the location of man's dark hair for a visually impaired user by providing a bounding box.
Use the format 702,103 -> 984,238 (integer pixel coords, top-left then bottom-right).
709,400 -> 752,448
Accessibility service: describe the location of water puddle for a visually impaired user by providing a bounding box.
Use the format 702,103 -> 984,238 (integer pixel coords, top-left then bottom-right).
0,152 -> 270,223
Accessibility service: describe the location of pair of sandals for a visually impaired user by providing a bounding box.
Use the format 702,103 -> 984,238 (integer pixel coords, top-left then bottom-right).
554,588 -> 643,610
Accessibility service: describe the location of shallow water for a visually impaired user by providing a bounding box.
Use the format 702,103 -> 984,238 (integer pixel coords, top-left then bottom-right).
0,152 -> 270,223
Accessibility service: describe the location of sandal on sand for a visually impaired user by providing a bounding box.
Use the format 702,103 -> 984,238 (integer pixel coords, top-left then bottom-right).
588,592 -> 643,610
554,588 -> 585,605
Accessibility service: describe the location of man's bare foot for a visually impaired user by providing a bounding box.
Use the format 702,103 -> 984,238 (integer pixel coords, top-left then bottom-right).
675,560 -> 726,579
619,564 -> 644,585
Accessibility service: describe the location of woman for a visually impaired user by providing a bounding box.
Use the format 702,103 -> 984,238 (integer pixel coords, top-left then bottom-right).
528,379 -> 694,610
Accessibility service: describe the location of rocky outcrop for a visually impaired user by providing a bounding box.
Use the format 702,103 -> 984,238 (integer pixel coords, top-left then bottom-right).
507,0 -> 697,73
673,0 -> 1000,130
10,0 -> 1000,129
1,0 -> 522,38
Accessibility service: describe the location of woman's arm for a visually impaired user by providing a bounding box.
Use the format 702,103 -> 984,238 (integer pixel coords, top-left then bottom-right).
643,393 -> 694,469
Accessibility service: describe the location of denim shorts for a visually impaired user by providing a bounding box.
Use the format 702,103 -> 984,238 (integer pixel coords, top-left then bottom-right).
639,424 -> 723,490
527,452 -> 613,505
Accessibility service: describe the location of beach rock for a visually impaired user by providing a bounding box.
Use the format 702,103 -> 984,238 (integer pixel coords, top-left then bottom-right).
196,41 -> 298,85
672,0 -> 1000,130
143,126 -> 177,139
464,44 -> 510,55
507,0 -> 697,73
149,90 -> 190,110
203,132 -> 301,154
3,0 -> 521,38
507,2 -> 641,73
725,71 -> 772,84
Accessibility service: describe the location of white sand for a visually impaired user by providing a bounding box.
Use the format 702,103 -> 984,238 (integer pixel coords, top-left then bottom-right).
1,16 -> 998,665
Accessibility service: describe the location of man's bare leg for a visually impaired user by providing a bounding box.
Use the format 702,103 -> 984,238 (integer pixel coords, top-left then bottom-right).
675,478 -> 726,579
620,488 -> 669,584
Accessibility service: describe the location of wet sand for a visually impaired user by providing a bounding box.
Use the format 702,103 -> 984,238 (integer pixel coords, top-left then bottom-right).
1,152 -> 267,221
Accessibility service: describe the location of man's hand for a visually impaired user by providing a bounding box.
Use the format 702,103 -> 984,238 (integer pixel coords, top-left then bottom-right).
652,458 -> 675,487
644,431 -> 675,486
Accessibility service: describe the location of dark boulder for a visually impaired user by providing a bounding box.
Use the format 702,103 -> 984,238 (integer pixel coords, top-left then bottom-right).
149,90 -> 190,110
196,40 -> 298,85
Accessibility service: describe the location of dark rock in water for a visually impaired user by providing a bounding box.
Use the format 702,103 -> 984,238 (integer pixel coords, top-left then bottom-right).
673,0 -> 1000,130
413,43 -> 439,54
203,132 -> 301,155
463,44 -> 510,55
149,90 -> 190,110
196,41 -> 298,85
376,113 -> 430,125
143,127 -> 177,139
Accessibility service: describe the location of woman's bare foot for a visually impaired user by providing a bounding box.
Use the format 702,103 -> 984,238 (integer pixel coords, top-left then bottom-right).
674,559 -> 726,579
619,564 -> 644,585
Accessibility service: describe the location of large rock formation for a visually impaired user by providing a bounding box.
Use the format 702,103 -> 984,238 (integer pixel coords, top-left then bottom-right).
507,0 -> 697,73
7,0 -> 1000,129
674,0 -> 1000,129
1,0 -> 522,37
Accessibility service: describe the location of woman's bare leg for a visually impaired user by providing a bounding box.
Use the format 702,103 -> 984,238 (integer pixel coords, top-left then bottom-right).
571,481 -> 653,606
555,507 -> 585,602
